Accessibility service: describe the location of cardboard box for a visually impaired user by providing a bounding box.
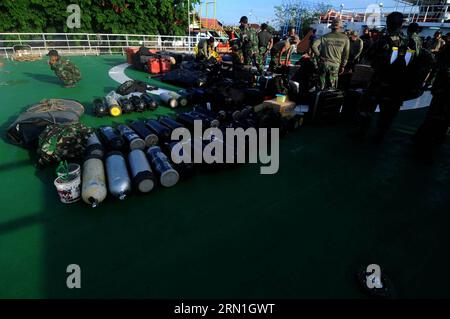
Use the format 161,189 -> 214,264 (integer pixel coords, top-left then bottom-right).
254,98 -> 296,114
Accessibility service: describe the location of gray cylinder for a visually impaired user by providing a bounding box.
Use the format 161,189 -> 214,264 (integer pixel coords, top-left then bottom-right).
86,132 -> 104,158
146,146 -> 180,188
159,92 -> 178,108
105,152 -> 132,200
117,124 -> 146,151
82,156 -> 107,208
128,150 -> 156,193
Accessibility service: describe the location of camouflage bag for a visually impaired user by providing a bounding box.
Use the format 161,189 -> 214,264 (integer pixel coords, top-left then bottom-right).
37,123 -> 93,167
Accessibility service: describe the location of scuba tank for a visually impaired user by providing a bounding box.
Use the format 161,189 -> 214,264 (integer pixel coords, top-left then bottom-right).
170,91 -> 188,107
146,146 -> 180,188
93,98 -> 108,117
159,92 -> 178,108
178,88 -> 206,105
85,132 -> 104,158
208,128 -> 239,168
116,124 -> 146,151
118,98 -> 134,114
82,155 -> 108,208
145,119 -> 172,142
130,95 -> 146,113
105,95 -> 122,117
190,110 -> 220,128
128,149 -> 156,194
236,106 -> 258,128
158,116 -> 184,132
176,112 -> 200,130
162,141 -> 195,180
105,151 -> 132,200
128,120 -> 159,147
99,126 -> 125,151
140,93 -> 158,111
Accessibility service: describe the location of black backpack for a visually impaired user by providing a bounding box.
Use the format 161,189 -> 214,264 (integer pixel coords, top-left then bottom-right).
401,48 -> 435,100
116,80 -> 149,95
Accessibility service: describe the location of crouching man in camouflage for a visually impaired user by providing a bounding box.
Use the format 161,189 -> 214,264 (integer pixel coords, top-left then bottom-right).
47,50 -> 81,88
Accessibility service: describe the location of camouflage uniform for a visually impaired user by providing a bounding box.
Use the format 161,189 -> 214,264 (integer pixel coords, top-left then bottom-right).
50,58 -> 81,87
197,39 -> 212,61
409,32 -> 423,57
311,29 -> 350,90
258,29 -> 273,69
38,123 -> 92,166
238,25 -> 260,71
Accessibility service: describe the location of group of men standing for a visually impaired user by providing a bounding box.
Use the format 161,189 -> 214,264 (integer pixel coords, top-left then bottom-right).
310,12 -> 449,153
233,16 -> 301,74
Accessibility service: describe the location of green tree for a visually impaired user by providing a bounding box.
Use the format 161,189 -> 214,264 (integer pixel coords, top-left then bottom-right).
274,2 -> 332,35
0,0 -> 199,35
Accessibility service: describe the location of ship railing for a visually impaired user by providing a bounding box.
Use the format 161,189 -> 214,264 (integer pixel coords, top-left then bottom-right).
319,4 -> 450,25
0,33 -> 227,59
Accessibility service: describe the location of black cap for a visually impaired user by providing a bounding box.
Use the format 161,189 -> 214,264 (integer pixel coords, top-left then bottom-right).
407,22 -> 420,34
261,23 -> 268,30
240,16 -> 248,24
46,49 -> 59,57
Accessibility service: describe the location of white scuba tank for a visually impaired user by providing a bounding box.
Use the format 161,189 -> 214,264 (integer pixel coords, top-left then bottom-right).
82,156 -> 107,208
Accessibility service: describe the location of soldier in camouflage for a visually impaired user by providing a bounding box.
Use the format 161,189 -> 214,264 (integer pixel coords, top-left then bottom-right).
237,16 -> 262,74
258,23 -> 273,72
407,23 -> 423,57
311,19 -> 350,90
47,50 -> 81,88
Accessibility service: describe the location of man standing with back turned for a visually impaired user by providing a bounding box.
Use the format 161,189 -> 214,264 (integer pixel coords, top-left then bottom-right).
311,19 -> 350,90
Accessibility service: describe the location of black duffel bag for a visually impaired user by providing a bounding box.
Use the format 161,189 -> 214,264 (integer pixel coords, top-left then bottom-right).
6,99 -> 84,149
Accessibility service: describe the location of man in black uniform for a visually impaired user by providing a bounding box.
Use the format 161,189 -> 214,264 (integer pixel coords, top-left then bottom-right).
413,35 -> 450,155
258,23 -> 273,71
350,12 -> 410,142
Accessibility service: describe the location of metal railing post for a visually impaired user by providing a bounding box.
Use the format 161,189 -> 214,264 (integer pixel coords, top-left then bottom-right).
424,6 -> 430,22
66,34 -> 71,53
107,34 -> 111,55
43,34 -> 47,51
443,5 -> 449,23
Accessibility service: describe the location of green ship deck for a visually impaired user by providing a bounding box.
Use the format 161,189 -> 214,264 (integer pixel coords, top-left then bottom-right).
0,55 -> 449,299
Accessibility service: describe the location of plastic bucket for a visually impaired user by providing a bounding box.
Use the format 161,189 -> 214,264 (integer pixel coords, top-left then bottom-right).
276,94 -> 287,103
57,163 -> 81,178
54,174 -> 81,204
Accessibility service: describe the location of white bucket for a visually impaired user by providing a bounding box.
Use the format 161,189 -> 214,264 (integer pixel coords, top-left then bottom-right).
54,174 -> 81,204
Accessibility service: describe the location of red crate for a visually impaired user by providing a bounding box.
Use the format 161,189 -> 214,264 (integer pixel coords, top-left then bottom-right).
160,57 -> 172,73
147,57 -> 161,74
126,47 -> 140,64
